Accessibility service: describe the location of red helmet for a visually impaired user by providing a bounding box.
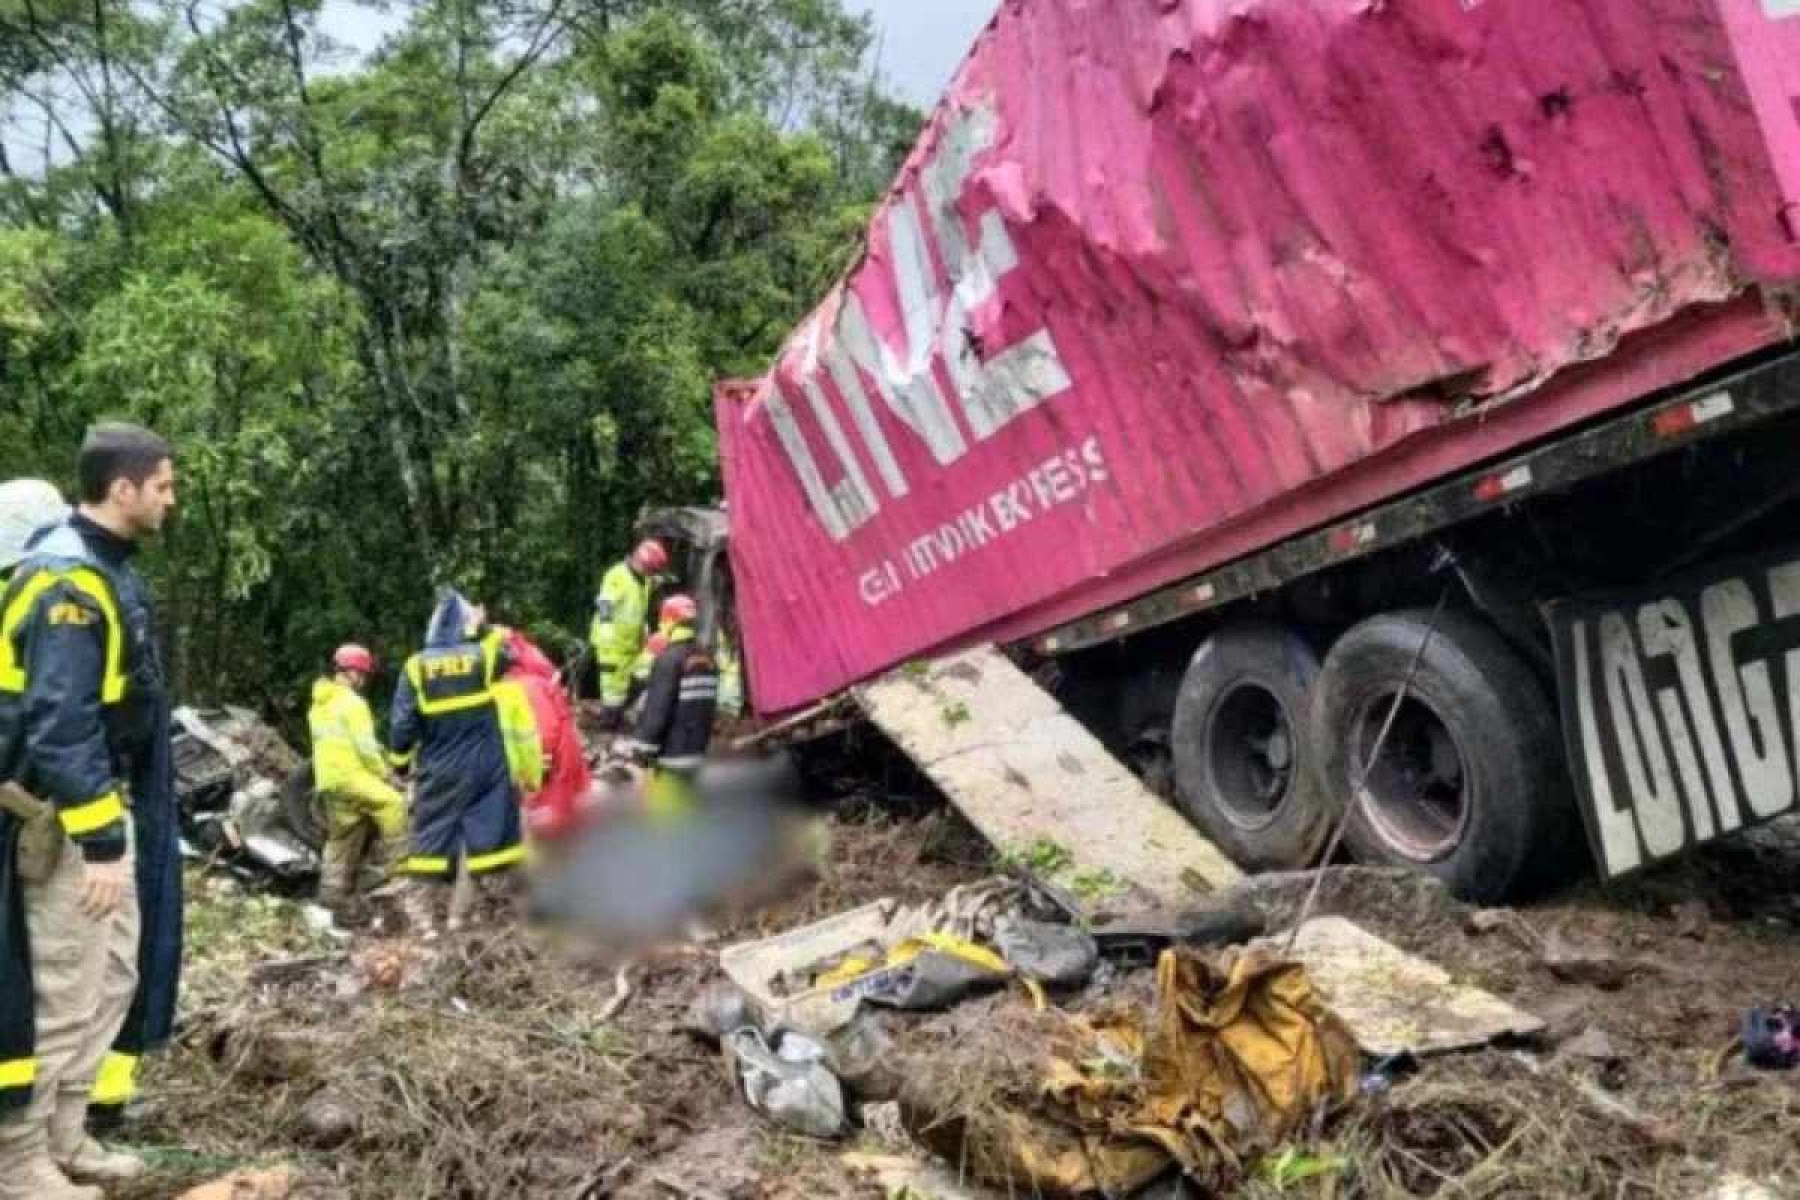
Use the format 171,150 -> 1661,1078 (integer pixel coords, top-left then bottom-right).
660,594 -> 698,627
333,644 -> 376,675
632,539 -> 670,574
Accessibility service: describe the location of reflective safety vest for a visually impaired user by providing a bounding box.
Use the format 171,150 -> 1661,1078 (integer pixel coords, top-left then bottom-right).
492,679 -> 544,795
590,561 -> 653,667
0,524 -> 142,1114
0,561 -> 129,817
404,630 -> 506,717
399,629 -> 539,790
0,531 -> 134,844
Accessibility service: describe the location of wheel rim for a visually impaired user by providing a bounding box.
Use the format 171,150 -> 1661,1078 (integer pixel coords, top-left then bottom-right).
1203,682 -> 1297,831
1352,692 -> 1471,863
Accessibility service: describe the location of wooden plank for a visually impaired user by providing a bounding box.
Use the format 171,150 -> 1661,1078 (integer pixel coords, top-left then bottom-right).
855,646 -> 1241,910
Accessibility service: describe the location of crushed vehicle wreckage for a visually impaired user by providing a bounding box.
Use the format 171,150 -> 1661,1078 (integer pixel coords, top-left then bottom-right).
172,705 -> 323,887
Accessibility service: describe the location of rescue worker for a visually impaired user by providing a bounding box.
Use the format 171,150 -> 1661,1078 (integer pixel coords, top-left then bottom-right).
502,630 -> 592,843
0,425 -> 182,1199
307,645 -> 406,916
625,624 -> 672,725
388,591 -> 523,936
589,539 -> 668,728
0,481 -> 71,578
628,595 -> 718,816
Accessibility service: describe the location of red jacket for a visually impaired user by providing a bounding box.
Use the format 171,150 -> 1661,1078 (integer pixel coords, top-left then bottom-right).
504,631 -> 593,838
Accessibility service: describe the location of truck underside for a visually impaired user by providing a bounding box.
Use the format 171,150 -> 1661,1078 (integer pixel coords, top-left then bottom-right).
1044,343 -> 1800,901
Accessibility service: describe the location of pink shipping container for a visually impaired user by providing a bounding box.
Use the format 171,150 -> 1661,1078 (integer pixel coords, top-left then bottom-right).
717,0 -> 1800,715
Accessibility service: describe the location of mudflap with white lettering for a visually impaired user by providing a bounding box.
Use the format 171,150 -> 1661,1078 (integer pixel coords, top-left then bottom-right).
1547,542 -> 1800,880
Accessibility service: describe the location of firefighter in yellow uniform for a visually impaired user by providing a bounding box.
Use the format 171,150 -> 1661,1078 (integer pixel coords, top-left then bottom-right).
589,540 -> 667,728
307,644 -> 407,913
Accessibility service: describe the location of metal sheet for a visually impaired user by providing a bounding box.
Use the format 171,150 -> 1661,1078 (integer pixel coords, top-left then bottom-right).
719,0 -> 1800,713
1279,916 -> 1545,1057
853,646 -> 1242,907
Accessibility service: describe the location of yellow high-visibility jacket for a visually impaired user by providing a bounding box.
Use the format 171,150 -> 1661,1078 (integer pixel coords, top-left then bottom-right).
308,678 -> 402,808
589,560 -> 653,668
492,678 -> 545,795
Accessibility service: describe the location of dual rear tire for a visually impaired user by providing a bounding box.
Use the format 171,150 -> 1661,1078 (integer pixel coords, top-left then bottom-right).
1170,610 -> 1575,903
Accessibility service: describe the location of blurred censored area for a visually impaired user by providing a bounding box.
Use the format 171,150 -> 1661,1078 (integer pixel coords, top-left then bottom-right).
527,757 -> 816,948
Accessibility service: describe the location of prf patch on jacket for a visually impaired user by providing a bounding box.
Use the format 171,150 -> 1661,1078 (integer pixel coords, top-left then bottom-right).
48,601 -> 96,627
422,652 -> 478,680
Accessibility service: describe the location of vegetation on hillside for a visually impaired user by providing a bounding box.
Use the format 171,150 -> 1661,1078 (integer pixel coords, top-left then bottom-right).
1,0 -> 917,723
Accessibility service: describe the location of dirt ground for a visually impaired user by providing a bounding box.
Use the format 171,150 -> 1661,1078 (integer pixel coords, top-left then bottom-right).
111,799 -> 1800,1200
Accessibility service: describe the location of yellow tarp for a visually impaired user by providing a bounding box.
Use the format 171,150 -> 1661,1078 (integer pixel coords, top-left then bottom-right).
903,947 -> 1359,1196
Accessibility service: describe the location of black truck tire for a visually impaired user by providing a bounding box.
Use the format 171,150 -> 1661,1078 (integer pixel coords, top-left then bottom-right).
280,764 -> 327,852
1309,608 -> 1574,903
1171,622 -> 1331,870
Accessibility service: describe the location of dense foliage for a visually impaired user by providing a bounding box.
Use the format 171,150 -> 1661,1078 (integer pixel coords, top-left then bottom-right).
0,0 -> 916,725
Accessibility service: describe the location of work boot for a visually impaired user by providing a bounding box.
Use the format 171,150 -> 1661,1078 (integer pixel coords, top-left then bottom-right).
52,1097 -> 146,1185
57,1136 -> 146,1185
0,1154 -> 104,1200
400,880 -> 442,941
317,860 -> 354,911
446,866 -> 478,933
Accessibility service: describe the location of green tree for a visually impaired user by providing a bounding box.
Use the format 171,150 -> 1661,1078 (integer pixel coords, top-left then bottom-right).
0,0 -> 922,722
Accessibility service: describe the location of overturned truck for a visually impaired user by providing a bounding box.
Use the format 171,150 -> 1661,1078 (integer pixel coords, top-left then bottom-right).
706,0 -> 1800,902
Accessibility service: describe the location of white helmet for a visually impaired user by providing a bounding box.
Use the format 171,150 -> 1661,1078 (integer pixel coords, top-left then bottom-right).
0,479 -> 71,571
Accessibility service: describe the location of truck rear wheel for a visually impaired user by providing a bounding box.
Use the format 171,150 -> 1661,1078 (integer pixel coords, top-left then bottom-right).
1309,609 -> 1573,903
1171,622 -> 1331,870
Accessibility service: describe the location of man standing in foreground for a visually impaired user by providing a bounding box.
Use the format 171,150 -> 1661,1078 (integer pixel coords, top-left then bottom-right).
0,424 -> 182,1199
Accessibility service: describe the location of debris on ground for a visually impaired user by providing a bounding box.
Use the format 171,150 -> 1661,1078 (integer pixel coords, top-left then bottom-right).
725,1027 -> 847,1138
174,705 -> 320,887
1560,1025 -> 1624,1064
720,878 -> 1058,1037
1741,1004 -> 1799,1069
1539,927 -> 1647,991
894,946 -> 1359,1196
108,791 -> 1800,1199
1272,915 -> 1545,1057
992,917 -> 1098,986
840,1150 -> 982,1199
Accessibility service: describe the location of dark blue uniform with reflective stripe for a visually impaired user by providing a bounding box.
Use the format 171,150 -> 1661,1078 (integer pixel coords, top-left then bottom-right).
387,632 -> 521,876
0,516 -> 180,1114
